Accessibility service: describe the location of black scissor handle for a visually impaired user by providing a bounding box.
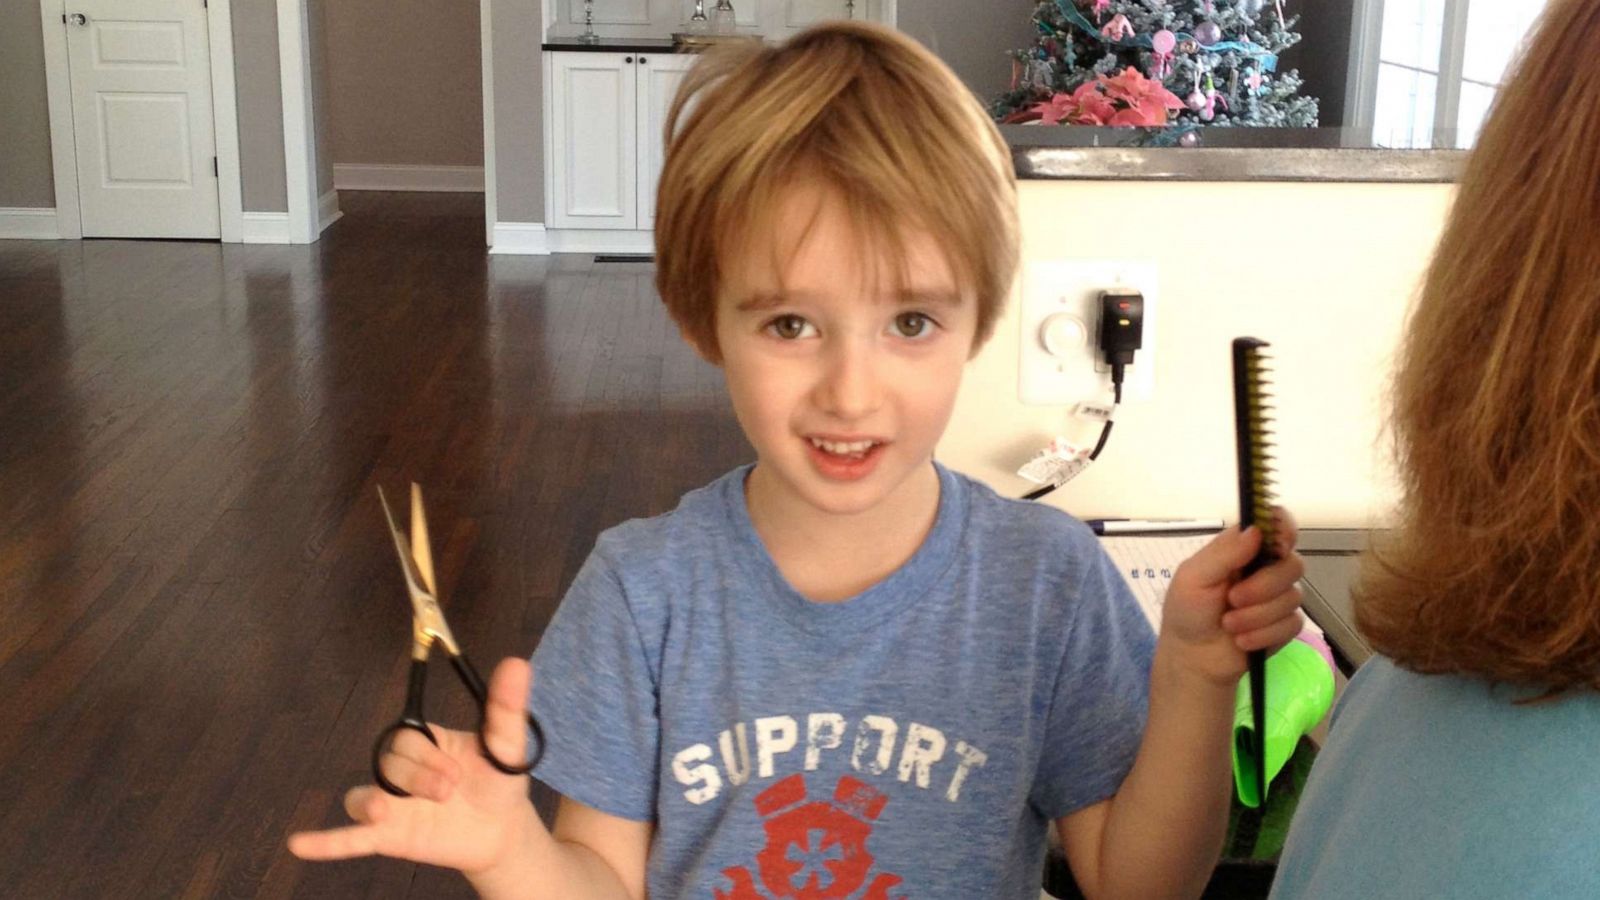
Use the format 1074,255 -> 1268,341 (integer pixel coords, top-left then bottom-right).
450,654 -> 546,776
373,717 -> 439,797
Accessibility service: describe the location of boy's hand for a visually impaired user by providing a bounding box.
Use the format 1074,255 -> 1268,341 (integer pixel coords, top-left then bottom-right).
1159,509 -> 1306,686
287,657 -> 547,876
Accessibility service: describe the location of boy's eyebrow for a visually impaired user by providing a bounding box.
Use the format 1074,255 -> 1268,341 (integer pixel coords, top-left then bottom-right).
733,289 -> 960,311
896,289 -> 960,307
733,292 -> 786,312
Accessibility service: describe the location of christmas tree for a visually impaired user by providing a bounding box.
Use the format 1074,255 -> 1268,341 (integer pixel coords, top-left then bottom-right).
994,0 -> 1318,137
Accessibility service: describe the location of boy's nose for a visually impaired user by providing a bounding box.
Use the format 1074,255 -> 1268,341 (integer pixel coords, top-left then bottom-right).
815,339 -> 883,421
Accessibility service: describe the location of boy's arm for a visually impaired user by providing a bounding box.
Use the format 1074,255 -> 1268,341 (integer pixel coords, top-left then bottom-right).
1058,521 -> 1305,900
468,798 -> 652,900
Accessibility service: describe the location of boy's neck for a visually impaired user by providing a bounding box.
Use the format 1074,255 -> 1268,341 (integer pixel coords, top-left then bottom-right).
744,461 -> 942,603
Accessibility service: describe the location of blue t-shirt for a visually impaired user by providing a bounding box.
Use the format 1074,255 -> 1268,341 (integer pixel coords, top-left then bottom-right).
528,462 -> 1155,900
1272,656 -> 1600,899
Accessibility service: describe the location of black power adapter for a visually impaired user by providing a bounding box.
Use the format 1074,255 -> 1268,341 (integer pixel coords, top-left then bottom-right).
1097,288 -> 1146,377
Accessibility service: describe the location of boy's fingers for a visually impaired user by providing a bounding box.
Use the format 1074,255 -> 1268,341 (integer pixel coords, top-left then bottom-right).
1223,586 -> 1303,633
344,785 -> 389,824
1271,506 -> 1300,556
1227,553 -> 1307,607
1176,525 -> 1262,588
388,729 -> 462,786
482,657 -> 532,765
1235,611 -> 1306,652
287,824 -> 382,861
377,750 -> 455,802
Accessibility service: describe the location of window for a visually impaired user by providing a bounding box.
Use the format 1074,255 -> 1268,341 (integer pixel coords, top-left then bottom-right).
1363,0 -> 1549,148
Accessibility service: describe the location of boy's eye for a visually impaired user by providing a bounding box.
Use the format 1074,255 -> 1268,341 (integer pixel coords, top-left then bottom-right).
766,314 -> 813,340
893,312 -> 936,338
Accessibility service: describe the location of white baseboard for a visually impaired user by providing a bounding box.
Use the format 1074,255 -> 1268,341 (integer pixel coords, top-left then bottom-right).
543,228 -> 655,255
490,222 -> 549,255
241,211 -> 292,244
318,189 -> 342,233
334,164 -> 484,192
0,208 -> 63,240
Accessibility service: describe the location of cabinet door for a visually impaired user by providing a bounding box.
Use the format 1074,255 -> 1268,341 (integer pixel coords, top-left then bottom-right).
549,52 -> 637,230
637,53 -> 698,230
770,0 -> 889,37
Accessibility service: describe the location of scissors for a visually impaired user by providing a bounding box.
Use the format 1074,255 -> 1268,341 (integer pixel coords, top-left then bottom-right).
371,484 -> 545,797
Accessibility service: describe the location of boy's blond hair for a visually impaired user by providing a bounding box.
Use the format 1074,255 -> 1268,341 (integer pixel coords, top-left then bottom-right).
653,21 -> 1019,362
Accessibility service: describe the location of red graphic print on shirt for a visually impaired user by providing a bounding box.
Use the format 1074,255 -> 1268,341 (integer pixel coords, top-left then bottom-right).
714,774 -> 907,900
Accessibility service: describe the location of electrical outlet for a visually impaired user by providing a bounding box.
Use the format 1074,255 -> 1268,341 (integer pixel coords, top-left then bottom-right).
1019,260 -> 1158,406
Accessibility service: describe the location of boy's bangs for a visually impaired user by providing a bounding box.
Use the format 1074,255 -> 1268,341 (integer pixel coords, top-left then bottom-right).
720,158 -> 980,313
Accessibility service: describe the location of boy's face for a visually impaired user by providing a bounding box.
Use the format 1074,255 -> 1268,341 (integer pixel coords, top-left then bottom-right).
711,184 -> 979,518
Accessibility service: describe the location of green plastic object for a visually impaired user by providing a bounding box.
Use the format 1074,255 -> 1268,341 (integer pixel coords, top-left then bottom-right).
1232,639 -> 1335,808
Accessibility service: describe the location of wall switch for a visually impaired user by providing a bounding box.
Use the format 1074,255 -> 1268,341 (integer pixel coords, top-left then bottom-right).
1019,260 -> 1158,405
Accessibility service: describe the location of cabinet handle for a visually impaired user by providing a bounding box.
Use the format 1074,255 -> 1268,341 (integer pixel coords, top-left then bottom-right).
639,56 -> 648,64
624,56 -> 634,63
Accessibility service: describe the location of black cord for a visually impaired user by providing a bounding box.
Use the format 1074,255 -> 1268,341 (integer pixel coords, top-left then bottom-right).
1021,365 -> 1125,501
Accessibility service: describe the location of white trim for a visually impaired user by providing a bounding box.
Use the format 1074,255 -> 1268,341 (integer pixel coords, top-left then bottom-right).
489,222 -> 550,254
39,0 -> 82,239
38,0 -> 243,241
542,227 -> 654,255
207,0 -> 245,242
318,189 -> 343,232
332,164 -> 485,192
241,211 -> 292,243
277,0 -> 320,244
0,208 -> 64,240
481,0 -> 497,247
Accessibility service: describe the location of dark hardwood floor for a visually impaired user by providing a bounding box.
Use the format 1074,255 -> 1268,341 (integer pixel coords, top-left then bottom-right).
0,192 -> 751,898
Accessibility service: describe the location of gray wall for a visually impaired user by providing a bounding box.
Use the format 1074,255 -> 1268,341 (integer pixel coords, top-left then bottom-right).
311,0 -> 334,195
490,0 -> 544,222
1,1 -> 57,208
899,1 -> 1037,108
234,0 -> 289,212
321,0 -> 483,168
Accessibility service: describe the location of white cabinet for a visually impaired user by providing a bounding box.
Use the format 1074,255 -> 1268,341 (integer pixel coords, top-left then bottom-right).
546,50 -> 695,242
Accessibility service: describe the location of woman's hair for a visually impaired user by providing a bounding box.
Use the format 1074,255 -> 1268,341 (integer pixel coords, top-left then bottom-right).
652,21 -> 1019,363
1357,0 -> 1600,694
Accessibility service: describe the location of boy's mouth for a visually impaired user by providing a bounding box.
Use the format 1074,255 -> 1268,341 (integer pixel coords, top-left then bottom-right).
804,435 -> 888,482
807,436 -> 881,460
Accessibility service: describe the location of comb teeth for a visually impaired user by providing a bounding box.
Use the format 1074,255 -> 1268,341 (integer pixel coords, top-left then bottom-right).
1233,337 -> 1279,560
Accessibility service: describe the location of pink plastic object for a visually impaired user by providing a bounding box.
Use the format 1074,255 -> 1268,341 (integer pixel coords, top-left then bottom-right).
1295,627 -> 1337,674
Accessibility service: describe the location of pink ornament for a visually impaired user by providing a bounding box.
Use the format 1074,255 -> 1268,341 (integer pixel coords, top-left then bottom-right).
1100,13 -> 1135,41
1247,70 -> 1264,92
1087,0 -> 1110,23
1151,29 -> 1177,78
1186,90 -> 1207,112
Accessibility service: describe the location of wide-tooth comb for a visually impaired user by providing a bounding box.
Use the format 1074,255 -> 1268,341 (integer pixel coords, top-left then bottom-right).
1232,336 -> 1278,807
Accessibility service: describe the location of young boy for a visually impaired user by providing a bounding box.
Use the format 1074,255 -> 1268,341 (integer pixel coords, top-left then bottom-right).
289,21 -> 1306,899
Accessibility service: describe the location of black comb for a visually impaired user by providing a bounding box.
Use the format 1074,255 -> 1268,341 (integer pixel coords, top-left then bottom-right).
1232,337 -> 1278,808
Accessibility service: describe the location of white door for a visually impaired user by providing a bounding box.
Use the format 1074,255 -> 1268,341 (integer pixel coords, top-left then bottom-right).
64,0 -> 220,238
548,52 -> 637,230
637,53 -> 696,231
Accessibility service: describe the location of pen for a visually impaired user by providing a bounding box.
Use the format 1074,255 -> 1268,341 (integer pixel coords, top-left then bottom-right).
1087,518 -> 1225,535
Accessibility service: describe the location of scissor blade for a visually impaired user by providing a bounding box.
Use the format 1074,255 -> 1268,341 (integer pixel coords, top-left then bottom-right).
410,483 -> 438,597
377,485 -> 436,619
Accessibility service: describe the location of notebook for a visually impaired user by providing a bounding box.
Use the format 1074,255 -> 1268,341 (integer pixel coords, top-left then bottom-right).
1098,533 -> 1324,640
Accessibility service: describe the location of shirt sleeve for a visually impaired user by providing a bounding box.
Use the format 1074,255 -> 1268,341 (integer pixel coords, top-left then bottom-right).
528,541 -> 660,822
1030,536 -> 1157,820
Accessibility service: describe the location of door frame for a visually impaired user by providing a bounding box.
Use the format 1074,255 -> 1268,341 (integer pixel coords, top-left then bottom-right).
39,0 -> 249,241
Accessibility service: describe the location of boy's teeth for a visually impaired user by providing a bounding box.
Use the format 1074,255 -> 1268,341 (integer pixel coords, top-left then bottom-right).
810,437 -> 876,455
